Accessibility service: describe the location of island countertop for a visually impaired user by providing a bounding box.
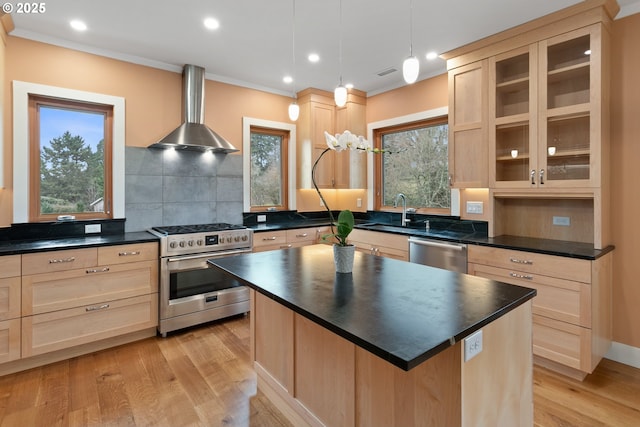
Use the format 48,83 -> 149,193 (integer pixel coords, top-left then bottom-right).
209,244 -> 536,371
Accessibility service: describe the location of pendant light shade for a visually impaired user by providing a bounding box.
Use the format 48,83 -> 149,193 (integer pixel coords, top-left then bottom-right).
403,56 -> 419,84
288,101 -> 300,121
334,85 -> 347,107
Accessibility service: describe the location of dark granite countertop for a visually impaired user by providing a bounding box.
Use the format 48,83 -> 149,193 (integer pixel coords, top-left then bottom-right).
248,220 -> 612,260
209,244 -> 536,371
0,231 -> 159,256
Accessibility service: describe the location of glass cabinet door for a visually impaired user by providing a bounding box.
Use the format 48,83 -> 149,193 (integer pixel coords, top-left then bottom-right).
491,46 -> 537,187
540,31 -> 593,186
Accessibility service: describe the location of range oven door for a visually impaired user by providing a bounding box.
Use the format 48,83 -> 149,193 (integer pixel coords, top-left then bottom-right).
160,250 -> 250,320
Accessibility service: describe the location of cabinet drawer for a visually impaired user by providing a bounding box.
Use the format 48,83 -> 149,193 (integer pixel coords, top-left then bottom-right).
0,318 -> 21,363
22,248 -> 97,275
533,314 -> 590,372
470,263 -> 590,327
0,277 -> 21,321
468,245 -> 591,283
23,260 -> 158,316
98,242 -> 158,265
286,228 -> 319,244
0,255 -> 20,278
22,293 -> 158,357
253,231 -> 287,250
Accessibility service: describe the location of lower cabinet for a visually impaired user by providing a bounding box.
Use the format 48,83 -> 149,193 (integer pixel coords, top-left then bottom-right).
253,227 -> 328,252
467,244 -> 612,380
0,241 -> 159,371
348,229 -> 408,261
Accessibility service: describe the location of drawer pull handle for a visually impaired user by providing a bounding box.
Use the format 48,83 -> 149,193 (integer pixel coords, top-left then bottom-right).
49,257 -> 76,264
510,272 -> 533,280
118,251 -> 141,256
263,237 -> 277,241
530,169 -> 536,185
509,257 -> 533,265
86,303 -> 110,312
296,233 -> 308,238
86,267 -> 110,274
280,244 -> 292,249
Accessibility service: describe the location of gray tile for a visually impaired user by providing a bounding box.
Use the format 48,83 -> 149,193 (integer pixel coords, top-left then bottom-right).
163,202 -> 217,225
125,175 -> 163,203
163,176 -> 216,202
125,147 -> 164,175
163,150 -> 221,177
124,203 -> 163,232
216,177 -> 243,202
218,154 -> 243,177
215,202 -> 243,225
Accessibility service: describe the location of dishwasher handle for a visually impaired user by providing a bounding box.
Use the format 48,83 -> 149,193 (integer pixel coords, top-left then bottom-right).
408,237 -> 466,251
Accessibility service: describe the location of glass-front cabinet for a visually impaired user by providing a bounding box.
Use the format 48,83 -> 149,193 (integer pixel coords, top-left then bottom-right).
490,25 -> 602,189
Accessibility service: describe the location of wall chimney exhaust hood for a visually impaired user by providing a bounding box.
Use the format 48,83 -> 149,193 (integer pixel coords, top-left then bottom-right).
149,64 -> 239,153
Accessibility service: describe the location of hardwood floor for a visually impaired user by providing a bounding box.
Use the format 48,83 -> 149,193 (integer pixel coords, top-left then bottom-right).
0,314 -> 637,426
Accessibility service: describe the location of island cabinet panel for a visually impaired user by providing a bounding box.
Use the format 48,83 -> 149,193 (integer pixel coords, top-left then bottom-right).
348,229 -> 408,261
355,344 -> 461,427
468,244 -> 612,380
294,315 -> 355,427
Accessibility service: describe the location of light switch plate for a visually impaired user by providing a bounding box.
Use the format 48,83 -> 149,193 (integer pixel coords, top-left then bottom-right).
85,224 -> 101,234
553,216 -> 570,226
257,215 -> 267,223
464,329 -> 483,362
466,201 -> 483,215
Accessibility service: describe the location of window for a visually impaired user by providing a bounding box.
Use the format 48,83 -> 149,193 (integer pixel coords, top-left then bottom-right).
13,81 -> 125,224
28,95 -> 113,221
249,126 -> 289,211
374,116 -> 449,212
242,117 -> 296,212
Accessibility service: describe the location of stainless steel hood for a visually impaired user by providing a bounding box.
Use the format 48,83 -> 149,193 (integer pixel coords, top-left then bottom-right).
149,64 -> 239,153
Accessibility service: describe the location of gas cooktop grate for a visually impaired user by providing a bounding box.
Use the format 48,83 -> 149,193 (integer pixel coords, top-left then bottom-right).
151,223 -> 246,235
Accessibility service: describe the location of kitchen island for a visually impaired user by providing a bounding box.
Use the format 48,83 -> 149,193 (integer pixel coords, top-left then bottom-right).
209,244 -> 536,427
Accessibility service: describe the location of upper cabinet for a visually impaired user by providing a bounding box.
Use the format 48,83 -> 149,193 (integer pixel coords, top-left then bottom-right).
490,26 -> 604,189
448,60 -> 489,188
296,88 -> 367,190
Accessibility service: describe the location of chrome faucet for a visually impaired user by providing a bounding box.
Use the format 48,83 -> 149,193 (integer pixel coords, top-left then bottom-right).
393,193 -> 409,227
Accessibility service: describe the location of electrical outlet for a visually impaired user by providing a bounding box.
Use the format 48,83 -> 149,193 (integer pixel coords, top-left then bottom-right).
257,215 -> 267,223
356,198 -> 362,208
84,224 -> 101,234
464,329 -> 483,362
553,216 -> 571,226
466,201 -> 483,215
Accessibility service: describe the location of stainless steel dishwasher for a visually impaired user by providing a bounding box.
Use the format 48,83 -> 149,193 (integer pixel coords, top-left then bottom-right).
408,237 -> 468,273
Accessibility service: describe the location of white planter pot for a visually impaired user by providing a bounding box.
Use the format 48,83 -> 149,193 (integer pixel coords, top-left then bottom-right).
333,244 -> 355,273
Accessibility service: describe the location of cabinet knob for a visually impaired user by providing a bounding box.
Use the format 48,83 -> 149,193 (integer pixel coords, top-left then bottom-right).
539,169 -> 545,185
530,169 -> 536,185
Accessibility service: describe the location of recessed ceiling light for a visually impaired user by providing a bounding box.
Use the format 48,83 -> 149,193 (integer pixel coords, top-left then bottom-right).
308,53 -> 320,63
70,20 -> 87,31
426,51 -> 438,60
204,17 -> 220,30
283,75 -> 293,84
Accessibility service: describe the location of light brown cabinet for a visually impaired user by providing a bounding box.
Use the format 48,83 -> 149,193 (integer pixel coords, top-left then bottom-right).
21,243 -> 158,357
448,60 -> 489,188
253,227 -> 328,252
490,26 -> 606,190
0,255 -> 21,363
467,244 -> 612,380
348,229 -> 408,261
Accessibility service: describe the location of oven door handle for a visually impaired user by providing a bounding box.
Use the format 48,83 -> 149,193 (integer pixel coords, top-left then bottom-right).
166,249 -> 251,263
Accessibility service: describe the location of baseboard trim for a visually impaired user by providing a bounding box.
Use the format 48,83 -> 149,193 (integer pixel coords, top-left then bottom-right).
605,341 -> 640,369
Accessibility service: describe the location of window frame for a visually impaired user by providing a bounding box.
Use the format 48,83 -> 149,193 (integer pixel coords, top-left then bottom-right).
28,95 -> 114,222
366,107 -> 450,215
13,81 -> 125,224
242,117 -> 296,212
248,125 -> 289,212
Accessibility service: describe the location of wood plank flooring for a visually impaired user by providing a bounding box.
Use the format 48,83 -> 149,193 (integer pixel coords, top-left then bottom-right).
0,314 -> 638,426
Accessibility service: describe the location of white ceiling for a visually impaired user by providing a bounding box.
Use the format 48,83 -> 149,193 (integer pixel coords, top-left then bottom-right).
9,0 -> 640,97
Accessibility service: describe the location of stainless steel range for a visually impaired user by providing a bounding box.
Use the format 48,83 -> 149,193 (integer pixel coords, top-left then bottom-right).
149,223 -> 253,337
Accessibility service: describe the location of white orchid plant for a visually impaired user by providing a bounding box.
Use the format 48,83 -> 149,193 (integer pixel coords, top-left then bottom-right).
313,130 -> 383,246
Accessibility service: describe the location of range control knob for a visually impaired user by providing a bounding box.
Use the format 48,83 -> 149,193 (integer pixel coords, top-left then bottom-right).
196,239 -> 203,246
179,241 -> 185,248
241,235 -> 248,241
234,236 -> 240,242
188,240 -> 194,246
227,237 -> 232,243
169,241 -> 177,249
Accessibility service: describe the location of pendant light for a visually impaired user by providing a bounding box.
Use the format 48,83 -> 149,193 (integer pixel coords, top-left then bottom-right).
288,0 -> 300,121
402,0 -> 419,84
334,0 -> 347,107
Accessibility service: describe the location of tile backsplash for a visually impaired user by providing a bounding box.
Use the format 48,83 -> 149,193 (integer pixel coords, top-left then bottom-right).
124,147 -> 243,232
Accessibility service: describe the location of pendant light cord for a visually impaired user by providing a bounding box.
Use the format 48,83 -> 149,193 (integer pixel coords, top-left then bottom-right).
338,0 -> 343,85
409,0 -> 414,57
292,0 -> 296,98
